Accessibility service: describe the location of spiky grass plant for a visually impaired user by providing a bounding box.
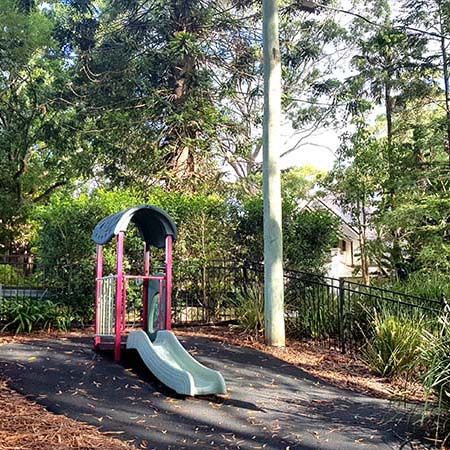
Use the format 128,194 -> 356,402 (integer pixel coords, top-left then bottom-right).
421,312 -> 450,445
233,284 -> 264,337
361,309 -> 423,379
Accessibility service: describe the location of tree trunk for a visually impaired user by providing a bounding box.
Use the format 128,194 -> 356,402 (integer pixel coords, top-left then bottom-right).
385,82 -> 393,149
438,2 -> 450,166
167,0 -> 196,181
359,198 -> 370,285
262,0 -> 285,347
384,80 -> 403,278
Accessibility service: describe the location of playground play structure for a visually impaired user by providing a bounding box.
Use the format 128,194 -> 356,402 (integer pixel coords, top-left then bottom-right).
91,205 -> 226,396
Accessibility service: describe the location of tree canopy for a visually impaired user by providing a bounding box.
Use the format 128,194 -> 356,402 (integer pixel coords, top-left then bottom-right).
1,0 -> 450,281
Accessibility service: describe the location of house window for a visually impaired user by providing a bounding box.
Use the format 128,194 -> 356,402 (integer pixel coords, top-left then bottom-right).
339,240 -> 347,252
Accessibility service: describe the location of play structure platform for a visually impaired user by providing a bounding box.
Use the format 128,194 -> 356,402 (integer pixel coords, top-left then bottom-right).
91,205 -> 226,396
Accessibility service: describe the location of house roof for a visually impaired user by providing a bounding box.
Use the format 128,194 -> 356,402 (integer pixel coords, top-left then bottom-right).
298,197 -> 366,241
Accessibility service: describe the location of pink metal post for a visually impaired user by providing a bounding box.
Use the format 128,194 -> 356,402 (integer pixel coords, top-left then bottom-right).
142,242 -> 150,331
122,277 -> 128,330
165,235 -> 173,330
158,279 -> 163,331
114,232 -> 125,362
94,245 -> 103,348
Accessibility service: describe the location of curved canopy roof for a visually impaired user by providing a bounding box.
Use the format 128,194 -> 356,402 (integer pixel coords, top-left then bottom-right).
92,205 -> 177,248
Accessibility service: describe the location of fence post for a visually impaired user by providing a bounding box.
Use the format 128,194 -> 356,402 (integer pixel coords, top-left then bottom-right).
338,278 -> 346,354
442,294 -> 448,338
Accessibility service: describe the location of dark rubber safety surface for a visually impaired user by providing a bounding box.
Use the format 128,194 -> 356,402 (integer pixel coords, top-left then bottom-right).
0,334 -> 431,450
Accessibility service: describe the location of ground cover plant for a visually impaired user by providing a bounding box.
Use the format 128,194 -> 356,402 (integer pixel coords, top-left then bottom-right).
0,297 -> 74,333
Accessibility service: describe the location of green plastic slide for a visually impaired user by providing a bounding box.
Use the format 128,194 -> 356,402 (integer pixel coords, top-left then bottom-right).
126,330 -> 227,396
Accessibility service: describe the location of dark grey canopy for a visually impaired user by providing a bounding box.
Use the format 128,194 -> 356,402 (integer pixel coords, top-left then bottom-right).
92,205 -> 177,248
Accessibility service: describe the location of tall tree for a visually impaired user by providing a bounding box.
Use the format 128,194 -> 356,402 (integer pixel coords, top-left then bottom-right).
326,127 -> 387,283
60,0 -> 260,191
58,0 -> 349,194
340,14 -> 436,276
401,0 -> 450,164
0,0 -> 90,251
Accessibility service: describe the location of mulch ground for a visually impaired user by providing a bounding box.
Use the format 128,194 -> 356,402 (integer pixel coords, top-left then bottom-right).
0,325 -> 440,449
0,379 -> 137,450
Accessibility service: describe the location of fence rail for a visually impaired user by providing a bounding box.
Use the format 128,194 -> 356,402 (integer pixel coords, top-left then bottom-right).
0,258 -> 445,353
170,261 -> 445,352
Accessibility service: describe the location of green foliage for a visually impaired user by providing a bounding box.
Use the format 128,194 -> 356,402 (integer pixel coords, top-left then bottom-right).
234,195 -> 265,262
148,188 -> 236,264
361,309 -> 423,379
282,166 -> 324,201
0,265 -> 28,286
285,282 -> 340,340
0,1 -> 95,251
32,189 -> 142,319
389,271 -> 450,303
32,187 -> 238,320
236,193 -> 339,272
0,297 -> 74,333
382,193 -> 450,274
60,0 -> 240,189
285,209 -> 339,273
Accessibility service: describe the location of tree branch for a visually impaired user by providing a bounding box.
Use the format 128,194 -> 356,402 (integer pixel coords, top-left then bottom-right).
32,181 -> 68,203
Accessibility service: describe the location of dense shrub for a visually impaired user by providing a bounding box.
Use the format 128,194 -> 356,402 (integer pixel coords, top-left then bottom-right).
32,188 -> 238,322
32,189 -> 143,320
0,297 -> 74,333
389,271 -> 450,304
235,194 -> 339,272
285,209 -> 340,273
149,189 -> 237,264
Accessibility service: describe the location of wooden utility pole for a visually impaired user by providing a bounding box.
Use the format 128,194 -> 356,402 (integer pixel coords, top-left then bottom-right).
262,0 -> 285,347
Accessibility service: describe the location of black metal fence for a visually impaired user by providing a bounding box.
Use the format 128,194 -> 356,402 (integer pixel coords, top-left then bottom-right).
283,268 -> 444,352
171,261 -> 445,352
172,260 -> 247,324
0,258 -> 56,300
0,258 -> 445,353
